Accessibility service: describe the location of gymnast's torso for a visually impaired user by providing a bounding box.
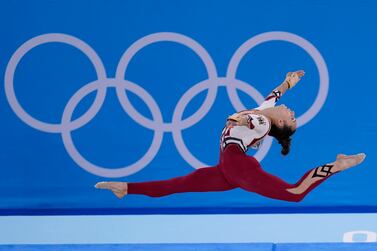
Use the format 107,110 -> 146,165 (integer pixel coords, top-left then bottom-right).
219,89 -> 282,152
220,111 -> 271,152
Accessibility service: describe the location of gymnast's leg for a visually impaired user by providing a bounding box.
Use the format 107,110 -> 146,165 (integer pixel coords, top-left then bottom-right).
95,166 -> 236,198
284,153 -> 366,201
219,145 -> 366,202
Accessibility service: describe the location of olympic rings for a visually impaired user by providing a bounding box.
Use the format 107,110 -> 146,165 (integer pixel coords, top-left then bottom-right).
4,32 -> 329,177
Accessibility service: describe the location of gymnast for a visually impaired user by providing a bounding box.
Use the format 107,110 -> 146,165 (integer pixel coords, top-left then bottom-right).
95,70 -> 366,202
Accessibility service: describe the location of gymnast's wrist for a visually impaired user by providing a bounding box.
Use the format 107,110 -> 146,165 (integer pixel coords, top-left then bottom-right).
284,80 -> 292,89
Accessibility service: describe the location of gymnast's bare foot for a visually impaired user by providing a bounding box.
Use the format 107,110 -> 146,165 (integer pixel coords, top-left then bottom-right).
95,181 -> 128,199
332,153 -> 366,173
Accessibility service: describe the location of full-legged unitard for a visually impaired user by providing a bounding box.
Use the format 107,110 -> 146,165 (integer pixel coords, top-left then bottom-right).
126,84 -> 337,202
127,144 -> 334,202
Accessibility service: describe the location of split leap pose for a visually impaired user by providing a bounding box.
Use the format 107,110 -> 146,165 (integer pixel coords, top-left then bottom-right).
95,70 -> 365,202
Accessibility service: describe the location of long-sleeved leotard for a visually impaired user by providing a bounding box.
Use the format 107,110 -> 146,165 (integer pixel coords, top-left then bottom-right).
127,88 -> 337,202
221,89 -> 281,151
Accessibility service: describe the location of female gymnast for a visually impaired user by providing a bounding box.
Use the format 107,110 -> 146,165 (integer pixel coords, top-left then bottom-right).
95,70 -> 366,202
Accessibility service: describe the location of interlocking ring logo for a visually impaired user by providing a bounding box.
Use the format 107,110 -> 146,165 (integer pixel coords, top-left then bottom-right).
4,32 -> 329,178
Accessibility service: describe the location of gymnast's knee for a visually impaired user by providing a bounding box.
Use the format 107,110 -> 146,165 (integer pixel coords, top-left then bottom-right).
288,195 -> 304,202
284,192 -> 305,202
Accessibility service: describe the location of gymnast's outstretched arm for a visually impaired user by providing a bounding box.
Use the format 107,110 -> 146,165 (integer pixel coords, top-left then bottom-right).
257,70 -> 305,110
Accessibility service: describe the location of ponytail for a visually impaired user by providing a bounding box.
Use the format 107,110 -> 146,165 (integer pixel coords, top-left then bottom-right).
268,124 -> 295,156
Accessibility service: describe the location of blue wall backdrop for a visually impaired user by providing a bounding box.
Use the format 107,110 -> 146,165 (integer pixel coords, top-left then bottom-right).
0,0 -> 375,214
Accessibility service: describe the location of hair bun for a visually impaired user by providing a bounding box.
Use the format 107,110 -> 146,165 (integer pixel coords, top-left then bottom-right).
280,138 -> 291,156
268,124 -> 295,156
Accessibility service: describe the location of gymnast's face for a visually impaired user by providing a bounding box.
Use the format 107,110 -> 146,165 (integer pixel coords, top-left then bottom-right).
276,105 -> 297,130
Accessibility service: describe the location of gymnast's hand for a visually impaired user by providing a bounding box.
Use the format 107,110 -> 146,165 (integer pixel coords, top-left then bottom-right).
285,70 -> 305,89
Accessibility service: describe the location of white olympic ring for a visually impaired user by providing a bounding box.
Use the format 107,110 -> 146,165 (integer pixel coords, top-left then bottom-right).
4,31 -> 329,178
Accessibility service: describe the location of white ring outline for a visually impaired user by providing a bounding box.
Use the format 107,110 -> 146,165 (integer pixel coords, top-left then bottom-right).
4,33 -> 107,133
172,77 -> 273,168
115,32 -> 218,131
61,78 -> 164,177
227,31 -> 329,127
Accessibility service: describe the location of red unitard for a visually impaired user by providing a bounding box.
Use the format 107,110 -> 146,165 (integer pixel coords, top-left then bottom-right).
127,144 -> 335,202
127,89 -> 336,202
